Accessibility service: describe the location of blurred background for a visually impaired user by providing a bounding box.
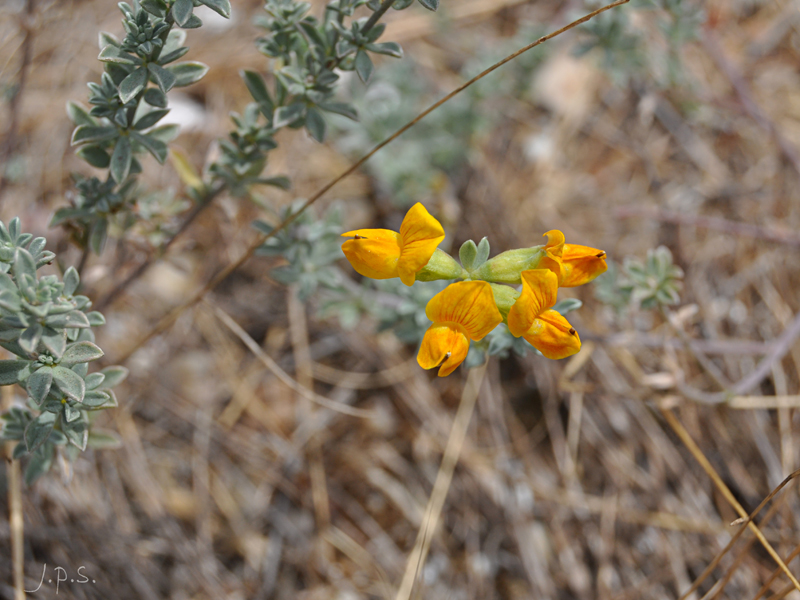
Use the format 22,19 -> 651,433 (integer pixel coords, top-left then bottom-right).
2,0 -> 800,597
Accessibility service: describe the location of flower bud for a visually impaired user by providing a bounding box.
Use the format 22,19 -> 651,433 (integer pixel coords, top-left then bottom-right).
473,246 -> 546,284
415,248 -> 467,282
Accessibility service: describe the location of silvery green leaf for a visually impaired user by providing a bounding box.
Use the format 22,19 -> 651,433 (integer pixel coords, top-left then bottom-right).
41,327 -> 67,359
19,324 -> 43,354
172,0 -> 193,26
64,420 -> 88,450
64,403 -> 81,423
0,271 -> 15,293
26,367 -> 53,405
63,266 -> 80,297
71,125 -> 118,146
242,70 -> 273,112
143,88 -> 168,108
131,132 -> 168,164
318,102 -> 358,120
35,251 -> 55,269
134,108 -> 170,130
0,290 -> 20,312
98,31 -> 120,49
85,372 -> 105,390
475,237 -> 490,268
417,0 -> 438,10
66,102 -> 96,126
98,45 -> 139,65
24,446 -> 54,485
147,63 -> 177,93
60,341 -> 104,366
0,340 -> 29,359
110,136 -> 132,183
87,429 -> 122,449
90,218 -> 108,254
140,0 -> 167,16
198,0 -> 231,18
181,14 -> 203,28
86,311 -> 106,326
49,430 -> 67,445
355,49 -> 373,83
24,410 -> 56,453
146,124 -> 180,144
52,366 -> 85,402
157,46 -> 190,65
254,176 -> 291,190
82,390 -> 111,408
12,441 -> 28,458
13,248 -> 36,284
273,103 -> 306,128
167,62 -> 209,87
459,240 -> 478,271
119,67 -> 148,103
71,361 -> 89,378
305,108 -> 326,142
76,145 -> 111,168
364,23 -> 386,43
552,298 -> 583,315
366,42 -> 403,58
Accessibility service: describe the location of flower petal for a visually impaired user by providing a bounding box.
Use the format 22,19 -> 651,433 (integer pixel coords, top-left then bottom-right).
521,309 -> 581,359
417,323 -> 470,377
425,281 -> 502,341
341,229 -> 401,280
397,203 -> 445,286
561,243 -> 608,287
507,269 -> 558,337
544,230 -> 565,259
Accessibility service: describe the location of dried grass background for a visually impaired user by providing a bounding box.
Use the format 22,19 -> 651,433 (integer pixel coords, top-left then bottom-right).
2,0 -> 800,598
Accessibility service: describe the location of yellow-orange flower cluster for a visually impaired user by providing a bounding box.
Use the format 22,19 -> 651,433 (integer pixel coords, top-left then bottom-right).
341,204 -> 607,376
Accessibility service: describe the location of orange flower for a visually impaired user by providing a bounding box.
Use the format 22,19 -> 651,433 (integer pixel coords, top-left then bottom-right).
341,203 -> 445,286
417,281 -> 502,376
538,230 -> 607,287
561,243 -> 607,287
507,269 -> 581,359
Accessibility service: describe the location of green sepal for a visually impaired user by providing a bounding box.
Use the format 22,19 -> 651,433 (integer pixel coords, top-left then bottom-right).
473,246 -> 546,284
415,249 -> 466,282
489,284 -> 520,320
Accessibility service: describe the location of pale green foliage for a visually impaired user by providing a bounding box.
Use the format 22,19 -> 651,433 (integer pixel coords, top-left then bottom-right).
0,219 -> 126,485
54,0 -> 221,252
577,0 -> 704,87
595,246 -> 684,312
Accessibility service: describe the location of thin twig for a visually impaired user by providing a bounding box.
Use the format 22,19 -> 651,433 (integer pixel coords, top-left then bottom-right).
204,299 -> 373,418
675,309 -> 800,405
0,0 -> 35,203
94,184 -> 223,312
394,362 -> 487,600
662,409 -> 800,595
679,468 -> 800,600
111,0 -> 631,364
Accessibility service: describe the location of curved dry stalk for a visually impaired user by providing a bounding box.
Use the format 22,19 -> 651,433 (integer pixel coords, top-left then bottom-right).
394,362 -> 487,600
110,0 -> 632,365
204,299 -> 373,418
663,409 -> 800,598
678,309 -> 800,405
